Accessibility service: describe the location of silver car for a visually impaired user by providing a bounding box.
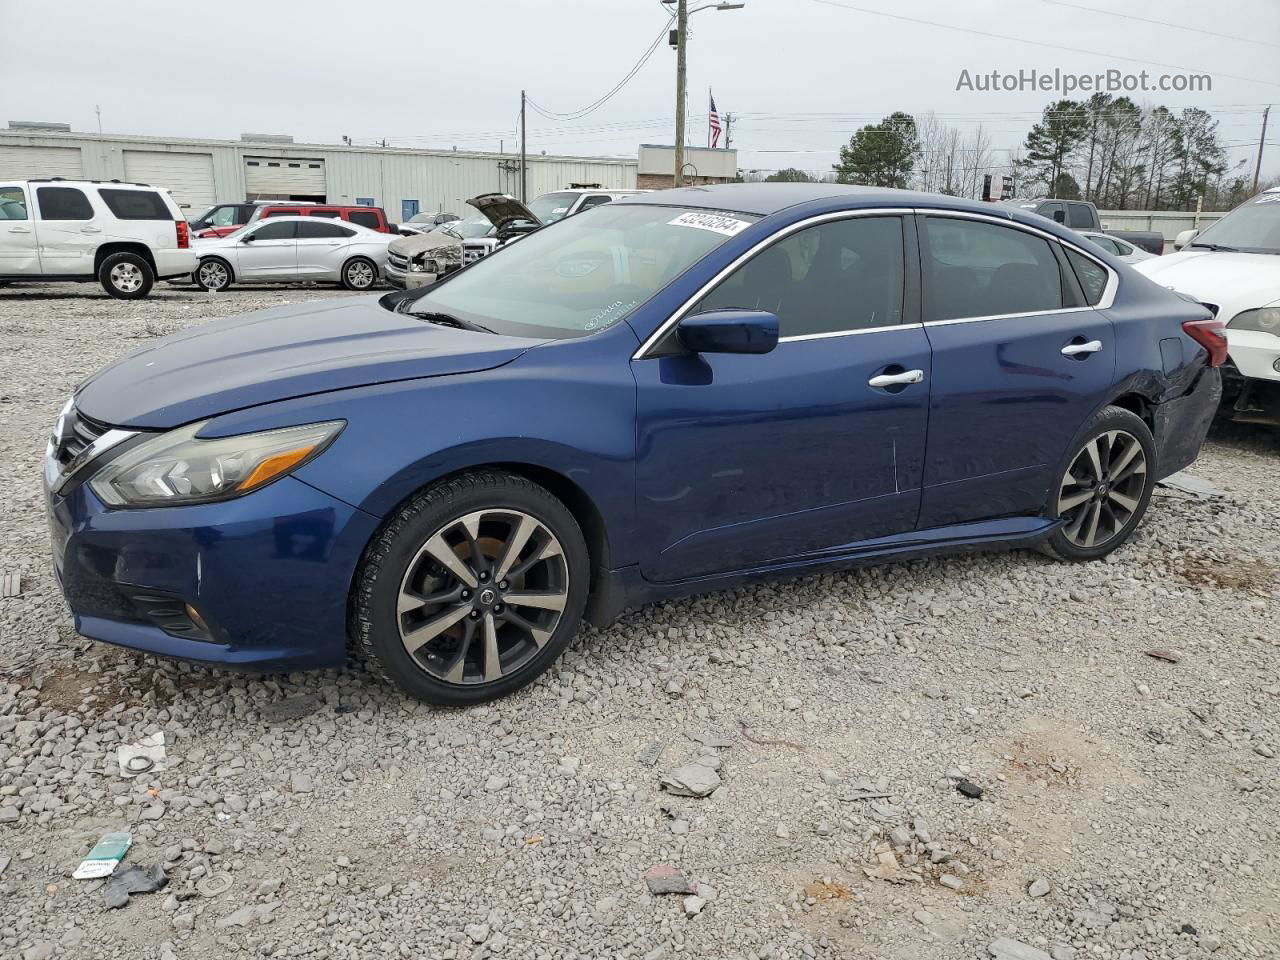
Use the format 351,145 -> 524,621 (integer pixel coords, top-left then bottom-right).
1078,230 -> 1156,264
191,216 -> 394,292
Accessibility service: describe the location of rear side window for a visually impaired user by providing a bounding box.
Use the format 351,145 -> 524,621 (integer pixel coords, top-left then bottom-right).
99,189 -> 173,220
347,210 -> 381,230
578,195 -> 613,212
1065,248 -> 1109,306
308,209 -> 342,219
250,221 -> 297,240
37,186 -> 94,221
297,221 -> 352,239
924,217 -> 1064,320
1066,203 -> 1094,228
0,187 -> 28,220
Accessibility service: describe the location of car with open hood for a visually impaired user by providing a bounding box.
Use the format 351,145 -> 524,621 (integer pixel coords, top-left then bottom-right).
45,183 -> 1224,705
1133,188 -> 1280,427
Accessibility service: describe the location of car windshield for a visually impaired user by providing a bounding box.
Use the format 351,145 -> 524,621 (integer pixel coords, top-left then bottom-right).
404,204 -> 760,339
1191,194 -> 1280,254
526,192 -> 579,224
407,212 -> 434,223
442,216 -> 495,239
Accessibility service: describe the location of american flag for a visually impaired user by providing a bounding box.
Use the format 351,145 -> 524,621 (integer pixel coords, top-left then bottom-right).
708,92 -> 722,148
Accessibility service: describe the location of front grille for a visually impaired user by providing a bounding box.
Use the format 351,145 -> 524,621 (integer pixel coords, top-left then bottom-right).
52,406 -> 109,470
462,242 -> 488,264
388,251 -> 409,270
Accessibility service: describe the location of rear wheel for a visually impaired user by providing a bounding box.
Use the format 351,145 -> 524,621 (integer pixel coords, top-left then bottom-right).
194,257 -> 233,291
352,471 -> 589,705
341,257 -> 377,291
1042,406 -> 1155,561
99,252 -> 154,299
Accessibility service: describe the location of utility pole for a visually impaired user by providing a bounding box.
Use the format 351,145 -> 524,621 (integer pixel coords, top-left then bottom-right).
520,90 -> 528,202
1254,105 -> 1270,194
723,112 -> 733,150
673,0 -> 688,187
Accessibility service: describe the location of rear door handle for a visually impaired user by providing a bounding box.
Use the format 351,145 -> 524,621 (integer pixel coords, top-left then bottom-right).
868,369 -> 925,388
1061,339 -> 1102,356
80,226 -> 102,234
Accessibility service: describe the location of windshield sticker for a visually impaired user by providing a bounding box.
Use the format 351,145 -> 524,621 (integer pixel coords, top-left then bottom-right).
584,299 -> 638,332
668,211 -> 753,237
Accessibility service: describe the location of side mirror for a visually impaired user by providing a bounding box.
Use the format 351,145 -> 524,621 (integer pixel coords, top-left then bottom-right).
677,309 -> 779,355
1174,228 -> 1198,250
241,234 -> 256,243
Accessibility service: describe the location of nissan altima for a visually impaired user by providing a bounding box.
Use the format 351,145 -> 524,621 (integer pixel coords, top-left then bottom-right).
46,184 -> 1225,704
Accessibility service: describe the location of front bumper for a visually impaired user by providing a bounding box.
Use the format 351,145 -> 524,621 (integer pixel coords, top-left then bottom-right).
1225,328 -> 1280,382
46,470 -> 381,670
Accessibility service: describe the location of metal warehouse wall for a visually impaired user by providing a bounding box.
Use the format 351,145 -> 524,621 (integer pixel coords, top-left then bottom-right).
0,131 -> 637,218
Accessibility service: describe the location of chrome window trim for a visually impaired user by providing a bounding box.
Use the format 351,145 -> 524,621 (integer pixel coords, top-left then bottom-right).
632,204 -> 1119,360
632,207 -> 916,360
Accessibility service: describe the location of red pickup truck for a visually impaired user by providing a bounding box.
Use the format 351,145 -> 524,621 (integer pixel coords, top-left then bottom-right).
190,202 -> 392,238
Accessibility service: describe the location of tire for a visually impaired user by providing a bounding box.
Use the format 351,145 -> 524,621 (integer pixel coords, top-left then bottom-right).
341,257 -> 378,291
1040,405 -> 1156,561
194,257 -> 233,292
99,252 -> 154,299
352,470 -> 590,705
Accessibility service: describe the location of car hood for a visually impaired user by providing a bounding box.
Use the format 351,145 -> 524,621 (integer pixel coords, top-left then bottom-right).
468,192 -> 542,230
1132,250 -> 1280,311
389,230 -> 463,257
75,297 -> 536,429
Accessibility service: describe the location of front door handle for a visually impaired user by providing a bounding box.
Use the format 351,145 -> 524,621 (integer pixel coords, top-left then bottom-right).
868,369 -> 925,388
1061,339 -> 1103,356
8,226 -> 32,233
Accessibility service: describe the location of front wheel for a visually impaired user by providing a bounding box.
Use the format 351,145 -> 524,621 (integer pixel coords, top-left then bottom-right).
341,257 -> 377,291
194,257 -> 233,291
1041,405 -> 1155,561
99,252 -> 155,299
352,471 -> 590,705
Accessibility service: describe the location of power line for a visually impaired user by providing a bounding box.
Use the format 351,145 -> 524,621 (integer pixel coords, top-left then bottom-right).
1035,0 -> 1280,51
803,0 -> 1280,90
525,23 -> 671,122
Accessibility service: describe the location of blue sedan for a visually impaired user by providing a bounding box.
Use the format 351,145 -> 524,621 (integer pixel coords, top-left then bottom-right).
45,184 -> 1225,704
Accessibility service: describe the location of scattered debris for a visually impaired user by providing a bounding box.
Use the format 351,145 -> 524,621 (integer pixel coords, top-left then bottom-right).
644,864 -> 695,896
955,779 -> 984,800
73,832 -> 132,880
0,854 -> 9,876
683,894 -> 706,916
660,762 -> 721,798
1146,649 -> 1182,664
988,938 -> 1052,960
196,873 -> 232,897
737,719 -> 806,750
103,863 -> 167,910
637,741 -> 666,767
1158,471 -> 1224,498
117,732 -> 167,779
260,695 -> 322,722
1028,877 -> 1051,898
216,901 -> 280,928
689,731 -> 735,749
1,570 -> 21,598
939,874 -> 964,890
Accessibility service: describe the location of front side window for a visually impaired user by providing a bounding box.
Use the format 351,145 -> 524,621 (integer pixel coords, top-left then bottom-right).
924,217 -> 1065,320
297,221 -> 350,239
410,204 -> 760,339
207,205 -> 241,227
99,189 -> 173,220
37,186 -> 94,221
1039,202 -> 1066,224
526,192 -> 578,224
263,208 -> 297,219
308,209 -> 342,219
0,187 -> 28,220
693,216 -> 906,336
348,210 -> 381,230
1065,248 -> 1108,306
250,221 -> 297,241
1066,203 -> 1094,228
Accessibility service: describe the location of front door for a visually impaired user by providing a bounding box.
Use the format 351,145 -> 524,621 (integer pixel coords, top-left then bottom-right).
916,214 -> 1116,528
234,219 -> 298,279
0,184 -> 40,274
634,213 -> 931,582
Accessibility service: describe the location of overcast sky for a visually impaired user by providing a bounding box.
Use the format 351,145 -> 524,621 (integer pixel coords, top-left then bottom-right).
4,0 -> 1278,180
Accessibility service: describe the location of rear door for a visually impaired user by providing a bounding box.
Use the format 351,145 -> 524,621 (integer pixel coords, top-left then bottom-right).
295,220 -> 352,277
234,219 -> 298,278
916,213 -> 1115,528
0,184 -> 40,274
33,185 -> 100,275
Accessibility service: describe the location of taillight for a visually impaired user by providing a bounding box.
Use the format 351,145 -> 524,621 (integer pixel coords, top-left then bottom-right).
1182,317 -> 1228,367
175,220 -> 190,249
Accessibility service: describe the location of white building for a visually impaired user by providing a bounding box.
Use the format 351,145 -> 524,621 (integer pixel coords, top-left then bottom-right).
0,122 -> 639,221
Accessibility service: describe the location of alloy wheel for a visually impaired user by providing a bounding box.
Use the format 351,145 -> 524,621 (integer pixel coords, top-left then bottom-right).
347,261 -> 375,289
396,509 -> 568,685
1056,429 -> 1147,549
110,262 -> 144,293
198,260 -> 229,290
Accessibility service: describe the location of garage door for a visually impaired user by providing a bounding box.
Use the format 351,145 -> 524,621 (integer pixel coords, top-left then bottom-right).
123,151 -> 215,213
0,144 -> 84,181
244,156 -> 326,200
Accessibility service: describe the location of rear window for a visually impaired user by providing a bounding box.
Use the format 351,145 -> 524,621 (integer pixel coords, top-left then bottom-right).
98,189 -> 173,220
37,186 -> 94,221
348,210 -> 381,230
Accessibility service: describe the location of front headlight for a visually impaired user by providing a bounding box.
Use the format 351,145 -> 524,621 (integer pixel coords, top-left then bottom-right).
1228,307 -> 1280,334
88,420 -> 344,507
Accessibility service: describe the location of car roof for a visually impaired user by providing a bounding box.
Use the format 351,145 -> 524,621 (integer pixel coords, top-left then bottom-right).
21,178 -> 159,190
245,214 -> 376,230
620,182 -> 1041,221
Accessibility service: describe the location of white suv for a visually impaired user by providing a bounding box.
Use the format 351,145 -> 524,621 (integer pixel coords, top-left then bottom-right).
0,179 -> 197,299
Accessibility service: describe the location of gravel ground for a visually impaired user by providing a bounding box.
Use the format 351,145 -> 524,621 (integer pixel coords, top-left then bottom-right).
1,283 -> 1277,960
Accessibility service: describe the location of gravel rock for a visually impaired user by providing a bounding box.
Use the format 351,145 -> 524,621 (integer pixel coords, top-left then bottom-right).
989,939 -> 1052,960
1028,877 -> 1051,898
659,762 -> 721,798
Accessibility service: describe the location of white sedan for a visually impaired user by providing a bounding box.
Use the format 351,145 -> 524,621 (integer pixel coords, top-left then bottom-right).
191,216 -> 393,292
1078,230 -> 1155,264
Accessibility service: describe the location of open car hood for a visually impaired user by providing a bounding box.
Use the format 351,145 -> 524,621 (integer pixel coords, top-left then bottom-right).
467,192 -> 542,231
389,230 -> 464,257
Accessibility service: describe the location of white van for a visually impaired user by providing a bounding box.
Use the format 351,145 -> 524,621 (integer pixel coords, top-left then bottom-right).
0,179 -> 197,298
